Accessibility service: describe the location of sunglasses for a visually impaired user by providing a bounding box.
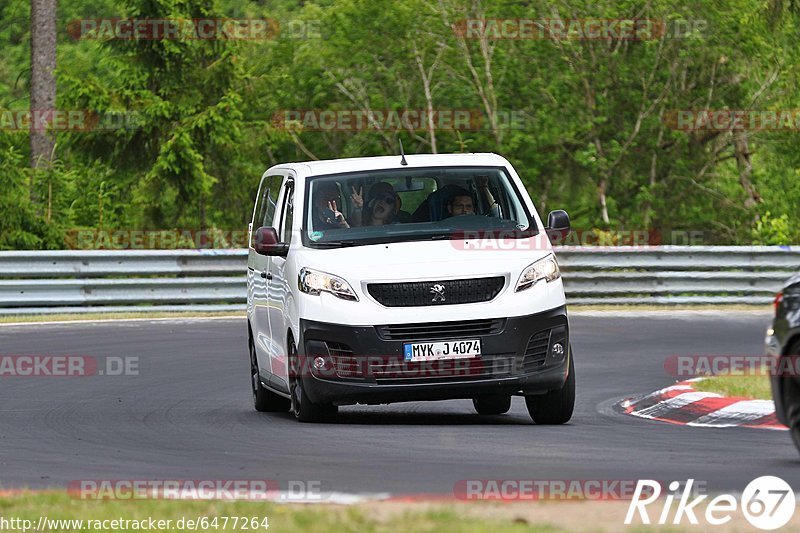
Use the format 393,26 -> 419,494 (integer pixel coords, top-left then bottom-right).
372,194 -> 396,205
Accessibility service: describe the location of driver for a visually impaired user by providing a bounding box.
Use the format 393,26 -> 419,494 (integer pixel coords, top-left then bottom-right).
446,187 -> 475,217
446,180 -> 501,218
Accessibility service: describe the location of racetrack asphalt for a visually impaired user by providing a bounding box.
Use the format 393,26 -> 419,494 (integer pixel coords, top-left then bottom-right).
0,312 -> 797,496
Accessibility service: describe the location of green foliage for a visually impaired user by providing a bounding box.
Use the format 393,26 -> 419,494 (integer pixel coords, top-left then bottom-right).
752,211 -> 796,245
2,0 -> 800,248
0,134 -> 63,249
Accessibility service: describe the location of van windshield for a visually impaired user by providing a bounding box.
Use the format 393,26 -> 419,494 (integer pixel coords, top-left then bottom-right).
303,166 -> 537,247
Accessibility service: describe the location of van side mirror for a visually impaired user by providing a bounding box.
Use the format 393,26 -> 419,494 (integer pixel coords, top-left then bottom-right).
254,226 -> 288,257
546,210 -> 570,244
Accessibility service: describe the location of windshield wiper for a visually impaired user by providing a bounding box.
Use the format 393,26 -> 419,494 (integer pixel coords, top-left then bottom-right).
376,233 -> 454,244
312,240 -> 359,248
312,234 -> 457,247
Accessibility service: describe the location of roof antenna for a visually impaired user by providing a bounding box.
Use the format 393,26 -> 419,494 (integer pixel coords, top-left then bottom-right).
398,138 -> 408,166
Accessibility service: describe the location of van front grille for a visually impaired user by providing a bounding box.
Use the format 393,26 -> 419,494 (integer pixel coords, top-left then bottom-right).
376,318 -> 505,342
367,276 -> 504,307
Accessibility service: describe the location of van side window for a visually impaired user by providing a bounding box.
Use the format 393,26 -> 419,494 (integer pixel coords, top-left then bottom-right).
251,175 -> 281,248
280,183 -> 294,244
253,175 -> 281,228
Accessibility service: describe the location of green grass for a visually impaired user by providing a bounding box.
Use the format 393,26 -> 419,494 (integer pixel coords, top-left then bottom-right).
0,490 -> 769,532
692,374 -> 772,400
0,493 -> 560,533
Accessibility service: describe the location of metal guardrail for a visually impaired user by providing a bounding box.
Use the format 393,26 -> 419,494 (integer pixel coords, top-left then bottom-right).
0,247 -> 797,314
555,246 -> 800,305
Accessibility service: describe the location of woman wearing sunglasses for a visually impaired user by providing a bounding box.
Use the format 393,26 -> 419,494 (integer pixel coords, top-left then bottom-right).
352,182 -> 402,226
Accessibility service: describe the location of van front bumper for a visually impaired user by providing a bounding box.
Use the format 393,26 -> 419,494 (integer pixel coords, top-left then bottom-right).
298,306 -> 570,405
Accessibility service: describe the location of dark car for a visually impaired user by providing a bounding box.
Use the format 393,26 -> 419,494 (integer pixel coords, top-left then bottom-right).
767,273 -> 800,450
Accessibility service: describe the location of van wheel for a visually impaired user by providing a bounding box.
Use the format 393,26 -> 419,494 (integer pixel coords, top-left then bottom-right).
525,347 -> 575,425
288,339 -> 338,423
250,333 -> 290,412
472,395 -> 511,415
782,341 -> 800,453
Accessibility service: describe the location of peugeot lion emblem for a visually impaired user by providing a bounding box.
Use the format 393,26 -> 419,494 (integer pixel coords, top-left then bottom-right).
430,283 -> 446,302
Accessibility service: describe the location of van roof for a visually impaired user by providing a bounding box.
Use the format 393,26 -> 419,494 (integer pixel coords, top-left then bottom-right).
271,153 -> 512,178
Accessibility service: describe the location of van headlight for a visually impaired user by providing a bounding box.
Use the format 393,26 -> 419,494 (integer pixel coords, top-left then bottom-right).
298,268 -> 358,301
515,254 -> 560,292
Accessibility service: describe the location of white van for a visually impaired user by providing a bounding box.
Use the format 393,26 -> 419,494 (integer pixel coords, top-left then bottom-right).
246,153 -> 574,423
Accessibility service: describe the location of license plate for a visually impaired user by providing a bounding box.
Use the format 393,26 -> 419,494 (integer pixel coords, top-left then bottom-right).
403,339 -> 481,362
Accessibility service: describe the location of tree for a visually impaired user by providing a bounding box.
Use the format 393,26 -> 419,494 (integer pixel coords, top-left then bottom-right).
29,0 -> 56,169
61,0 -> 249,230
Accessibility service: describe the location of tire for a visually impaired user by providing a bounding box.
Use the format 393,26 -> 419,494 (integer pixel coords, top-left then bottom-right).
781,341 -> 800,453
472,395 -> 512,415
525,347 -> 575,425
250,332 -> 290,413
288,338 -> 338,423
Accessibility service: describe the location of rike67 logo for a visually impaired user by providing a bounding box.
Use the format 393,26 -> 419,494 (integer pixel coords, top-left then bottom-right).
625,477 -> 795,530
